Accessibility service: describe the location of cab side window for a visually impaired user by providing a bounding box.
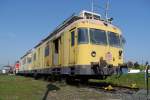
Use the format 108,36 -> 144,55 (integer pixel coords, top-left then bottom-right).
34,53 -> 36,61
45,46 -> 49,57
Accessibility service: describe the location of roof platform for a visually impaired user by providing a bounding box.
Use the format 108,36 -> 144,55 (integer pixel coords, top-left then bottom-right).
34,10 -> 103,48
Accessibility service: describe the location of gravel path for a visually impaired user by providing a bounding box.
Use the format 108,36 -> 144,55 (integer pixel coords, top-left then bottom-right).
44,82 -> 150,100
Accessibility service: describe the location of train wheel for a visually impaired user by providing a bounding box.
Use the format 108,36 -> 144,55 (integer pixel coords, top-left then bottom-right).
33,73 -> 39,80
80,78 -> 88,84
66,76 -> 74,84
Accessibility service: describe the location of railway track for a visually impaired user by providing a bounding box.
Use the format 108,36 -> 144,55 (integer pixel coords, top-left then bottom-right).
28,74 -> 139,95
23,75 -> 149,100
64,80 -> 150,100
64,79 -> 139,95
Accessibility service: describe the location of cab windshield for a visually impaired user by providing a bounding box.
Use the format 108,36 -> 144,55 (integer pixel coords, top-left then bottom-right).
108,32 -> 121,47
90,28 -> 107,45
120,35 -> 126,47
78,28 -> 124,48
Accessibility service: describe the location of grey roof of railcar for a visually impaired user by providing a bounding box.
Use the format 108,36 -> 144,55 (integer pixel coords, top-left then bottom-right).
34,15 -> 83,48
20,15 -> 82,59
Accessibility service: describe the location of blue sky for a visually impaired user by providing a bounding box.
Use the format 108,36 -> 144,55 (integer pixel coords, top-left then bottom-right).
0,0 -> 150,67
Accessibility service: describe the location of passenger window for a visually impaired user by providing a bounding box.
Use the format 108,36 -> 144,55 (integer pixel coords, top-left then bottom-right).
27,57 -> 32,64
34,53 -> 36,61
78,28 -> 88,44
22,58 -> 26,65
45,46 -> 49,57
71,31 -> 75,46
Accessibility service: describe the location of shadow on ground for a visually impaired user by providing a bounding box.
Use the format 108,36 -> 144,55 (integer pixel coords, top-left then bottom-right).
42,84 -> 60,100
66,79 -> 110,88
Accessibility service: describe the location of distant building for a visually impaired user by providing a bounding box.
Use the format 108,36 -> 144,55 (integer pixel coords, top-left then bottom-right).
2,65 -> 12,74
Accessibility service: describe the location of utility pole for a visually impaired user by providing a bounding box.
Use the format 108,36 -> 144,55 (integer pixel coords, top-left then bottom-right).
141,57 -> 144,66
8,60 -> 10,66
145,65 -> 150,96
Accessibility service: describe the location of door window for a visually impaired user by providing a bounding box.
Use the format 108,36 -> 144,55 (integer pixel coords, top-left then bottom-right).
71,31 -> 75,46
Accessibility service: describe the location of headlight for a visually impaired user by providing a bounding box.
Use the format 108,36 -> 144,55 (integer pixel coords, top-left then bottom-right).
91,51 -> 96,57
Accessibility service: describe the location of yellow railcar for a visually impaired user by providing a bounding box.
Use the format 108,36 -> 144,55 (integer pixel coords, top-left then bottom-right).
20,50 -> 32,73
19,10 -> 125,78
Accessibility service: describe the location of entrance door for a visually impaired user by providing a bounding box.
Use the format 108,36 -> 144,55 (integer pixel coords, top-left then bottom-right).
53,38 -> 60,65
69,29 -> 76,64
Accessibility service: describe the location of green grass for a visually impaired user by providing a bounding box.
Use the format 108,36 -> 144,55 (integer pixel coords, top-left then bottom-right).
0,74 -> 150,100
0,75 -> 49,100
0,75 -> 112,100
90,73 -> 150,89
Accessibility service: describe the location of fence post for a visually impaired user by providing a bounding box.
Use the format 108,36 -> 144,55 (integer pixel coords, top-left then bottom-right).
145,65 -> 150,96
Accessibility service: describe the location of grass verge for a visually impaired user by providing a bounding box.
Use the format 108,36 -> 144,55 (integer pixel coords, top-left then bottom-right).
0,75 -> 49,100
90,73 -> 150,89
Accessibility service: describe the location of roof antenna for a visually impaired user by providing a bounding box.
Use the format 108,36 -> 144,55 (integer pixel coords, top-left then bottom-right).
105,0 -> 110,22
91,0 -> 94,13
91,0 -> 94,19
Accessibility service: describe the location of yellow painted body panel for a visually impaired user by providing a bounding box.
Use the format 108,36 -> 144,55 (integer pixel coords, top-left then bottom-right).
31,51 -> 36,70
76,44 -> 123,66
27,53 -> 32,70
62,31 -> 70,67
74,21 -> 123,66
44,41 -> 51,68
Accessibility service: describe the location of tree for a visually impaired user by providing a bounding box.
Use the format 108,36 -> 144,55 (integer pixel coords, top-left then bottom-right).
127,61 -> 134,68
134,62 -> 140,69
